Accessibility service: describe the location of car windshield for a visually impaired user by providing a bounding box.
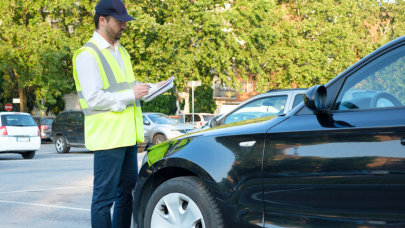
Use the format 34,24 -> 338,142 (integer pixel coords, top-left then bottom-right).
41,118 -> 54,124
148,114 -> 176,124
1,115 -> 37,126
202,115 -> 214,121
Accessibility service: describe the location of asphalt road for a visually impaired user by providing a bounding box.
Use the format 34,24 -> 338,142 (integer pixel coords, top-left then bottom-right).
0,141 -> 145,228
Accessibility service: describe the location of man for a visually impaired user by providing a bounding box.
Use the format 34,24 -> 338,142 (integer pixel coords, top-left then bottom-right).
72,0 -> 170,227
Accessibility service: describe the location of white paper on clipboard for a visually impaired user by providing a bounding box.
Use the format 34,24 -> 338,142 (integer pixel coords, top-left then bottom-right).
142,77 -> 175,102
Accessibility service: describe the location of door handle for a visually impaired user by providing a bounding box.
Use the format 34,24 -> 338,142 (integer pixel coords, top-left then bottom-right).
240,141 -> 256,147
401,138 -> 405,146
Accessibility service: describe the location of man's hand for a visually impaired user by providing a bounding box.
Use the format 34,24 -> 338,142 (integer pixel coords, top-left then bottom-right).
156,76 -> 174,88
133,83 -> 151,100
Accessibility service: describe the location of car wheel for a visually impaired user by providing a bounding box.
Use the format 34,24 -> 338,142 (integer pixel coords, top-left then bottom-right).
55,135 -> 70,153
144,176 -> 225,228
153,134 -> 166,145
21,151 -> 35,159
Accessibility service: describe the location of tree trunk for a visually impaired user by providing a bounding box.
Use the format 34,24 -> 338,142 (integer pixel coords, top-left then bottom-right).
19,86 -> 27,112
13,68 -> 27,112
183,88 -> 190,114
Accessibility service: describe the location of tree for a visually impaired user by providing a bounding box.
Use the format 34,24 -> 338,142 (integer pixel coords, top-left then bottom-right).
189,84 -> 217,113
0,0 -> 96,114
2,0 -> 405,116
141,89 -> 177,115
121,0 -> 405,93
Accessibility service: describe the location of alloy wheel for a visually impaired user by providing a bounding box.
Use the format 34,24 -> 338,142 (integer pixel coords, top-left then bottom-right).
156,137 -> 164,144
151,193 -> 205,228
56,138 -> 64,152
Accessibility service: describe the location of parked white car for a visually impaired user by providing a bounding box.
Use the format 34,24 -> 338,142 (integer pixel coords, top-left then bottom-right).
0,112 -> 40,159
184,113 -> 215,129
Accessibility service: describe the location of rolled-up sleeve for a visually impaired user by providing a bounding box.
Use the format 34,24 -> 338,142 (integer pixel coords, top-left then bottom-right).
76,51 -> 136,112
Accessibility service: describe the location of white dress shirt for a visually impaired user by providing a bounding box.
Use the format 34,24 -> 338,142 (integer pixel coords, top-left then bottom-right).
76,31 -> 156,112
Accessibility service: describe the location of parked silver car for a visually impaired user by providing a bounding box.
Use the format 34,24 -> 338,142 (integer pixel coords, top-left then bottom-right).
143,113 -> 193,145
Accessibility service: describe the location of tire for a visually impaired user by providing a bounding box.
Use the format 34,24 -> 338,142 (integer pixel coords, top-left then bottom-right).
144,176 -> 225,228
55,135 -> 70,153
21,151 -> 35,159
153,134 -> 166,145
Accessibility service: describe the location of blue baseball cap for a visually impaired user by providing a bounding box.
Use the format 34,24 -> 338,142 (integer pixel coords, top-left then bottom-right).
95,0 -> 136,22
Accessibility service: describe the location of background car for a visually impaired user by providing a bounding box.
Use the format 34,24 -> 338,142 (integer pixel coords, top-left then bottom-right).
133,36 -> 405,228
169,115 -> 184,124
143,113 -> 193,145
32,116 -> 55,141
215,88 -> 306,126
191,114 -> 223,132
0,112 -> 40,159
51,110 -> 149,153
184,113 -> 215,129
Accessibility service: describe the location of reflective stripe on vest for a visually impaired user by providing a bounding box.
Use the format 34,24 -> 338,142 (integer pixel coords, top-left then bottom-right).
84,42 -> 131,93
78,42 -> 140,116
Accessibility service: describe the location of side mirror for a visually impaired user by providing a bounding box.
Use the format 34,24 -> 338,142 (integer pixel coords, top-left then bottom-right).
303,85 -> 327,113
143,120 -> 150,125
212,119 -> 219,127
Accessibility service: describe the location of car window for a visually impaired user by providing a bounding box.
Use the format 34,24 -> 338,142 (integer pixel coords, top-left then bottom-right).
224,96 -> 288,124
56,113 -> 67,123
185,115 -> 192,122
143,116 -> 149,123
33,118 -> 40,125
1,115 -> 37,126
41,118 -> 54,125
194,115 -> 201,122
202,115 -> 214,121
292,94 -> 304,109
333,46 -> 405,111
67,113 -> 77,124
78,113 -> 84,125
148,114 -> 175,124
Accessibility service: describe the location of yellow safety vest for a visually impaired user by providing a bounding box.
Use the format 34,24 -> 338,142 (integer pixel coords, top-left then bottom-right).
72,38 -> 144,151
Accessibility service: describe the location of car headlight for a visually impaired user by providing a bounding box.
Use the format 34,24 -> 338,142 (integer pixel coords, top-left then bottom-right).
141,152 -> 149,167
172,130 -> 181,136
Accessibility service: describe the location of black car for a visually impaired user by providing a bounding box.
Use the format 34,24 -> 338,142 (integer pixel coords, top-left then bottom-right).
50,110 -> 149,153
134,36 -> 405,228
32,116 -> 55,141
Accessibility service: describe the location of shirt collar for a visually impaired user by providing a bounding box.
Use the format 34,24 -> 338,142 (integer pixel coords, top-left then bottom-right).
92,31 -> 119,51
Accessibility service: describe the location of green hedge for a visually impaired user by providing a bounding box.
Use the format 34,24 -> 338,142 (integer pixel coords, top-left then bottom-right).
140,88 -> 177,115
189,85 -> 217,114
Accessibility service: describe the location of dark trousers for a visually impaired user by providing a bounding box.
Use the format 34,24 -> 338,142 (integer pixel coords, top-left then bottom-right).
91,144 -> 138,228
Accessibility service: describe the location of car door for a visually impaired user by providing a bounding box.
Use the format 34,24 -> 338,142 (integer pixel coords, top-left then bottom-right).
262,44 -> 405,227
76,112 -> 85,144
54,113 -> 67,135
65,112 -> 77,144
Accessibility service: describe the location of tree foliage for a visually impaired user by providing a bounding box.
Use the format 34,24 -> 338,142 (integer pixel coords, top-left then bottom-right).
140,89 -> 177,115
2,0 -> 405,114
0,0 -> 96,113
189,84 -> 217,113
122,0 -> 405,93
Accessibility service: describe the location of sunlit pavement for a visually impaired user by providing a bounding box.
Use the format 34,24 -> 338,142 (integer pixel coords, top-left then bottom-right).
0,141 -> 145,228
